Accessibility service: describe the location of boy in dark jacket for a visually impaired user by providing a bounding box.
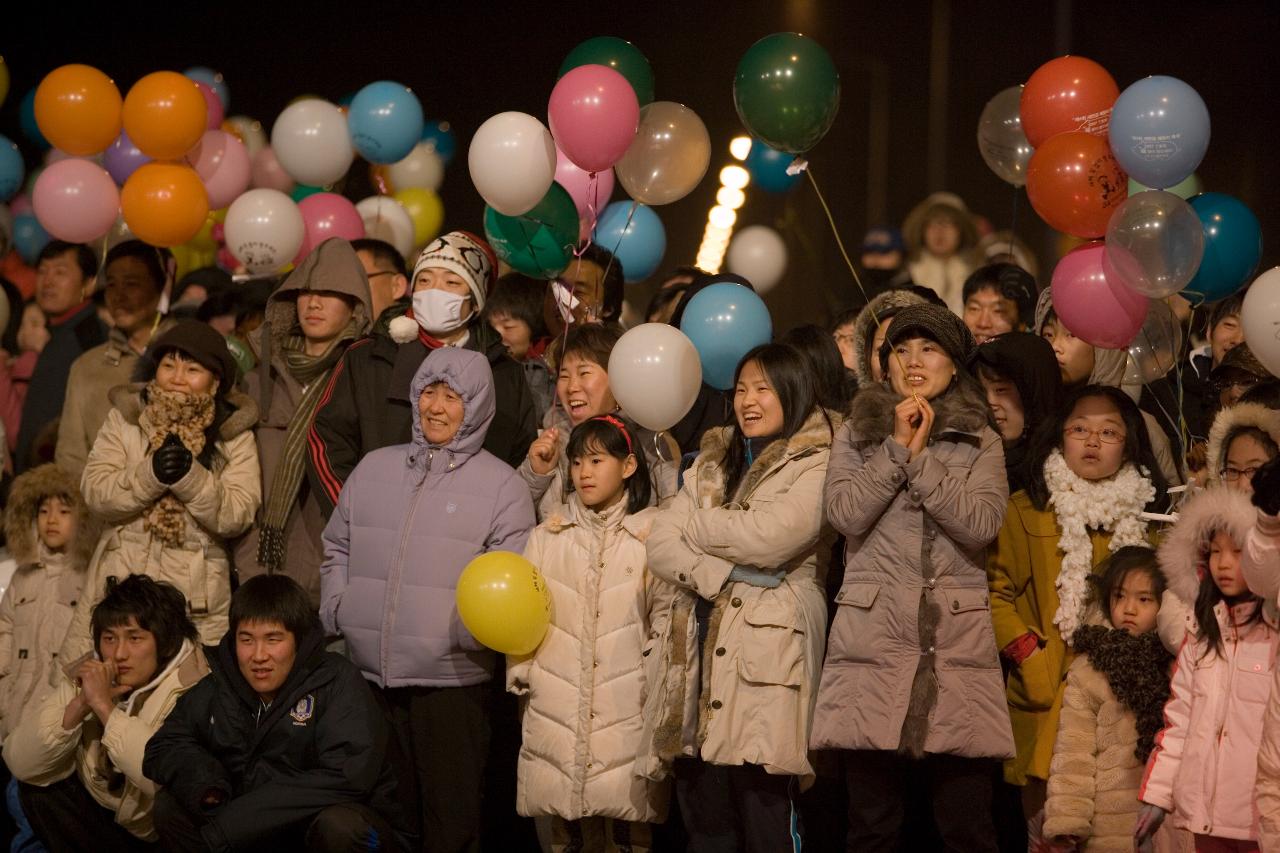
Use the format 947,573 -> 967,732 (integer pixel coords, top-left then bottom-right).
144,575 -> 407,852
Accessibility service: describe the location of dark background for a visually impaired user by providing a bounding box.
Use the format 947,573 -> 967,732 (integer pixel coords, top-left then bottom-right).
4,0 -> 1277,330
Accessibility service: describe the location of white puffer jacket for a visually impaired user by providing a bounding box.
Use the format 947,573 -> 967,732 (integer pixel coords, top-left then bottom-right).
508,497 -> 672,823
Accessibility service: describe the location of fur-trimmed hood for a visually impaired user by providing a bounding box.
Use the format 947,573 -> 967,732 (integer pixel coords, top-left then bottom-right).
3,463 -> 99,568
1157,486 -> 1256,606
107,383 -> 260,443
694,407 -> 840,504
1034,288 -> 1126,387
847,380 -> 993,446
1204,402 -> 1280,487
851,289 -> 930,388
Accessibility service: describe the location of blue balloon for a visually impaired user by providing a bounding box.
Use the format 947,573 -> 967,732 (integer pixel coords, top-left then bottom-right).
19,88 -> 48,151
348,81 -> 424,165
679,282 -> 773,390
0,136 -> 24,202
745,140 -> 800,193
421,120 -> 456,165
183,67 -> 230,111
1183,192 -> 1262,303
594,201 -> 666,283
13,214 -> 50,266
1109,76 -> 1209,190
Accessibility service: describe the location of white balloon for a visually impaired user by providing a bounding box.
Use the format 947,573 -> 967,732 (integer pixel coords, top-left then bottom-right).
224,188 -> 305,275
387,142 -> 444,193
270,100 -> 354,187
468,111 -> 556,216
225,115 -> 268,159
356,196 -> 414,258
726,225 -> 788,294
1242,267 -> 1280,378
607,323 -> 702,432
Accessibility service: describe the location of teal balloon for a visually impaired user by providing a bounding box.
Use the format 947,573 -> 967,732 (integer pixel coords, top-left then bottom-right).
291,184 -> 324,203
745,140 -> 800,193
1129,173 -> 1201,200
0,135 -> 24,201
19,88 -> 49,151
680,282 -> 773,390
594,202 -> 666,283
1183,192 -> 1263,303
484,183 -> 578,279
13,213 -> 50,265
558,37 -> 655,106
733,33 -> 840,154
420,120 -> 456,165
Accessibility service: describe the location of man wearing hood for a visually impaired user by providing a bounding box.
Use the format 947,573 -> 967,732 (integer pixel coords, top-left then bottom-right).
318,347 -> 535,852
307,232 -> 537,520
234,238 -> 373,608
145,575 -> 407,851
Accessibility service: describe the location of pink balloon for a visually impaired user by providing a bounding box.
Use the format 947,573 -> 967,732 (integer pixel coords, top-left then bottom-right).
194,81 -> 225,130
201,133 -> 251,209
32,159 -> 120,243
9,194 -> 32,216
295,192 -> 365,262
548,65 -> 639,173
555,147 -> 614,220
250,146 -> 295,193
1050,242 -> 1149,349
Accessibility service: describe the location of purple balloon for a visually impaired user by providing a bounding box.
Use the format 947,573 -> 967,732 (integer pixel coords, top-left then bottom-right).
104,131 -> 152,186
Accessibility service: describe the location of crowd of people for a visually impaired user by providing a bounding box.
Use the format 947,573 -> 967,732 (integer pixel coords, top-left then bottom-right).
0,185 -> 1275,853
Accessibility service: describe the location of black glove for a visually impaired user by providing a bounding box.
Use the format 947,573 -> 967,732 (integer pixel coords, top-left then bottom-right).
152,433 -> 193,485
1252,455 -> 1280,516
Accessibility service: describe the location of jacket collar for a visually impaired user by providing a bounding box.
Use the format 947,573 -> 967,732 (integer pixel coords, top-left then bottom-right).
697,407 -> 838,503
847,380 -> 991,445
108,383 -> 261,441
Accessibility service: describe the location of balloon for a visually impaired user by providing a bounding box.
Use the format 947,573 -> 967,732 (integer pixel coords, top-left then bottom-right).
296,192 -> 364,261
1242,268 -> 1280,378
745,140 -> 801,193
420,120 -> 456,164
1025,131 -> 1127,238
348,81 -> 424,164
193,81 -> 224,131
726,225 -> 788,294
977,85 -> 1034,187
680,283 -> 774,390
0,136 -> 23,201
615,101 -> 710,206
386,142 -> 444,193
1124,298 -> 1184,385
13,213 -> 50,265
455,551 -> 550,656
356,196 -> 414,257
224,188 -> 305,274
184,67 -> 229,111
733,33 -> 840,154
593,201 -> 665,283
483,183 -> 578,279
271,99 -> 353,186
20,88 -> 50,151
103,130 -> 151,186
1019,55 -> 1119,147
32,159 -> 120,243
548,65 -> 640,173
558,36 -> 655,106
1109,76 -> 1208,191
122,71 -> 207,160
250,146 -> 295,193
290,184 -> 323,203
468,111 -> 556,216
1130,173 -> 1201,200
121,162 -> 209,247
555,148 -> 614,220
392,187 -> 444,248
223,115 -> 267,158
1102,190 -> 1203,299
1050,242 -> 1148,349
193,131 -> 250,210
1184,192 -> 1263,303
34,64 -> 122,156
608,323 -> 702,431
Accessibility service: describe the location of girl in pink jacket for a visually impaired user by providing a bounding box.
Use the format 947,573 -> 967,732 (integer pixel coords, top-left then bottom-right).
1139,486 -> 1278,851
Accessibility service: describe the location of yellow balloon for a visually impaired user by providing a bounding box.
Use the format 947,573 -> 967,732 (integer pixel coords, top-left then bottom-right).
185,211 -> 220,255
393,187 -> 444,247
456,551 -> 551,655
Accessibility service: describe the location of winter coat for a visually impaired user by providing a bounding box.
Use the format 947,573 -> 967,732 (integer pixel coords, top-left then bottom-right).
232,240 -> 373,607
508,497 -> 672,823
1205,402 -> 1280,489
1257,518 -> 1280,848
319,347 -> 536,688
144,626 -> 406,852
639,408 -> 837,784
0,349 -> 36,455
306,301 -> 538,519
62,385 -> 261,660
812,382 -> 1014,760
3,641 -> 209,841
523,353 -> 555,426
849,289 -> 930,389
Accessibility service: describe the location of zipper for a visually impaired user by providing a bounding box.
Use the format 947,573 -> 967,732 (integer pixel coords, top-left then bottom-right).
382,453 -> 430,679
1206,622 -> 1241,833
574,519 -> 606,815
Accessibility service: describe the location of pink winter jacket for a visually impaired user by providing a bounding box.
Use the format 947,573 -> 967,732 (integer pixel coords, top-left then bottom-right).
1243,509 -> 1280,850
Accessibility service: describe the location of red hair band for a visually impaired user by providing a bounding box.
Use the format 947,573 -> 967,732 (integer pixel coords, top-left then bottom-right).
591,414 -> 633,455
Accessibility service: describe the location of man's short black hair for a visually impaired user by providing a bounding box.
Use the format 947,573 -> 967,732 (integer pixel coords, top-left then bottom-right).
91,575 -> 198,671
961,263 -> 1036,326
351,238 -> 409,279
485,273 -> 549,340
230,575 -> 321,640
38,240 -> 98,281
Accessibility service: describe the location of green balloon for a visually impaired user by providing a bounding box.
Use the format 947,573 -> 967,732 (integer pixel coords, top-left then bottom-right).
484,183 -> 579,280
1128,173 -> 1202,201
558,36 -> 655,106
290,184 -> 323,203
733,32 -> 840,154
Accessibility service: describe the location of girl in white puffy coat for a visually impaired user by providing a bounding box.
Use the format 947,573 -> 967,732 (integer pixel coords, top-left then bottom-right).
508,415 -> 672,853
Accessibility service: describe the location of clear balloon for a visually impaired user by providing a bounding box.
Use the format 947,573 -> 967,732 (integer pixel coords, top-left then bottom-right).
1050,242 -> 1148,349
356,196 -> 414,257
1103,191 -> 1204,298
726,225 -> 788,294
555,148 -> 613,220
271,99 -> 353,187
547,65 -> 640,173
348,80 -> 424,165
455,551 -> 551,656
593,201 -> 665,283
1242,268 -> 1280,378
1109,76 -> 1209,190
615,101 -> 710,206
295,193 -> 364,262
1025,131 -> 1127,238
224,188 -> 305,275
680,283 -> 774,390
386,142 -> 444,193
223,115 -> 266,158
250,146 -> 295,193
1124,298 -> 1184,384
1184,192 -> 1263,303
32,159 -> 120,243
607,323 -> 702,432
977,85 -> 1034,187
468,112 -> 557,217
121,162 -> 209,248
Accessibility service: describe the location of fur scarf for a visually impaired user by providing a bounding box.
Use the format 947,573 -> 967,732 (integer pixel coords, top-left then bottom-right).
847,378 -> 994,445
1071,624 -> 1174,762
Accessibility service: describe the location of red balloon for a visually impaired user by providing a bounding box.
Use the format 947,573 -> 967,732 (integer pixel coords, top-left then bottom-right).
1026,132 -> 1128,239
1020,55 -> 1119,147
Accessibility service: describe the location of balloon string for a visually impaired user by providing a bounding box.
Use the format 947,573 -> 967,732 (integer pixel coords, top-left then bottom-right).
1008,187 -> 1020,259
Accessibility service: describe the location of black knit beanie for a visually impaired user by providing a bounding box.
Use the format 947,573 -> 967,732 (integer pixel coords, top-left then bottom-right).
879,303 -> 976,375
142,320 -> 237,388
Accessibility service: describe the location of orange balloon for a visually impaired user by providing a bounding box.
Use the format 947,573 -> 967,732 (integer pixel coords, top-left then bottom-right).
121,162 -> 209,247
1026,131 -> 1128,239
123,72 -> 207,160
1019,55 -> 1119,148
34,64 -> 122,156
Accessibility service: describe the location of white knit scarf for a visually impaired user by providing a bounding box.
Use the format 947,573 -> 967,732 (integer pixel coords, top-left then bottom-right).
1043,449 -> 1155,642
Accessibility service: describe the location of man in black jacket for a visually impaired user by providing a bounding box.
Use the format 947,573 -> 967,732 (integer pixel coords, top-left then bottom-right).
144,575 -> 407,852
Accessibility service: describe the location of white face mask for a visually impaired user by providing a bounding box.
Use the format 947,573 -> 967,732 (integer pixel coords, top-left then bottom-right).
413,288 -> 471,336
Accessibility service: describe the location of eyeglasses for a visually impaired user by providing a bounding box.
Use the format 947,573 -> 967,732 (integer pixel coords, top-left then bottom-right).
1063,425 -> 1125,445
1221,466 -> 1261,482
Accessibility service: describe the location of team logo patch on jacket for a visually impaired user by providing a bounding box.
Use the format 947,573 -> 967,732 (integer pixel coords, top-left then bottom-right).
290,694 -> 315,725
